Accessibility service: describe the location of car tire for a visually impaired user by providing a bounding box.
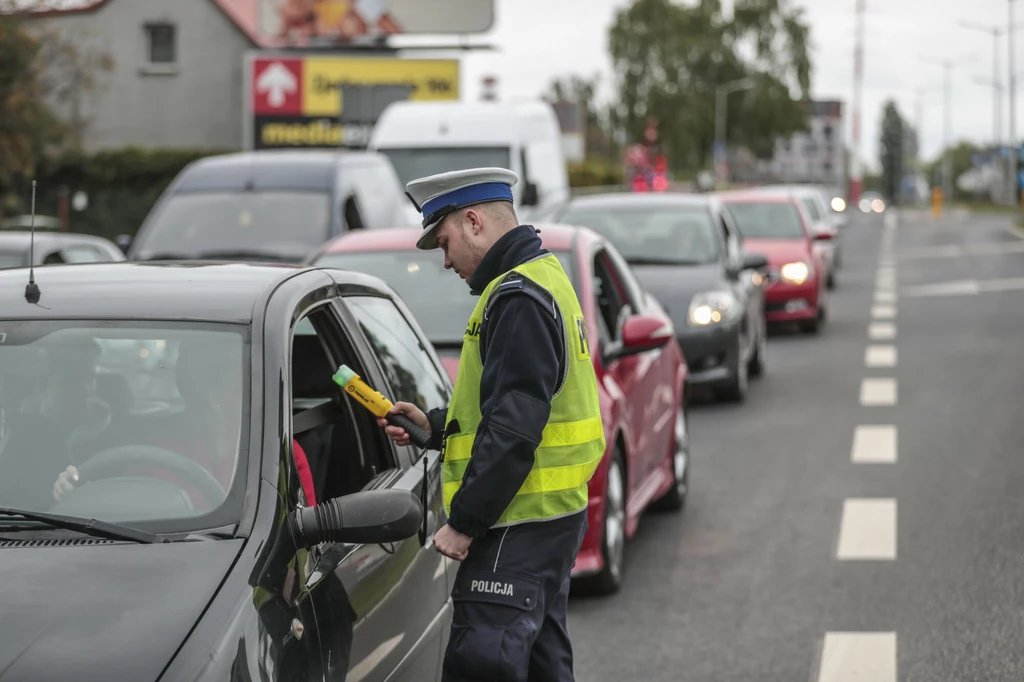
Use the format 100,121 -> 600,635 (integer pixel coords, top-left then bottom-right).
827,272 -> 836,289
716,348 -> 748,402
580,451 -> 627,596
653,405 -> 689,513
748,328 -> 767,378
801,307 -> 824,334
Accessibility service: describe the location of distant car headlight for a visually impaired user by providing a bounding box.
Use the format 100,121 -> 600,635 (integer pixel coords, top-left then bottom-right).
779,261 -> 811,285
859,199 -> 872,213
687,290 -> 742,327
831,197 -> 847,212
871,199 -> 885,212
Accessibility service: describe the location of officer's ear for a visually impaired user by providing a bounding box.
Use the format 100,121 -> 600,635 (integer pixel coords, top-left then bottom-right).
463,207 -> 486,237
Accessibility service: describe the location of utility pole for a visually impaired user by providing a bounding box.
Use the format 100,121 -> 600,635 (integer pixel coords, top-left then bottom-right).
714,77 -> 755,188
959,21 -> 1004,147
922,54 -> 978,205
850,0 -> 866,205
1010,0 -> 1019,206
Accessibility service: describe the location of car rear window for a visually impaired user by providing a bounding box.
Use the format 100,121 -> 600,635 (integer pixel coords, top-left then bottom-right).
723,201 -> 806,239
316,249 -> 576,345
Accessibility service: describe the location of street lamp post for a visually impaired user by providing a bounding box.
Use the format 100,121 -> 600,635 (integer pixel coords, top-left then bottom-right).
921,54 -> 979,205
714,77 -> 756,188
1010,0 -> 1019,206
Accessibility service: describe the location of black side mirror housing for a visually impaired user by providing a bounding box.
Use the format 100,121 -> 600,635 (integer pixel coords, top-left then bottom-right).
742,252 -> 770,271
288,489 -> 423,548
522,182 -> 540,207
115,234 -> 132,255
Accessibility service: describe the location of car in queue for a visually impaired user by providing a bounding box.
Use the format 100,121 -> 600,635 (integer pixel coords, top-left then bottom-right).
307,224 -> 691,595
759,184 -> 842,289
0,260 -> 461,682
0,231 -> 125,269
717,191 -> 831,334
543,193 -> 770,403
124,149 -> 413,264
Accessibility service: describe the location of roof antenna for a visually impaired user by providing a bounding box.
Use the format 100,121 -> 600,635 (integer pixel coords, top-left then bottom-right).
24,180 -> 40,305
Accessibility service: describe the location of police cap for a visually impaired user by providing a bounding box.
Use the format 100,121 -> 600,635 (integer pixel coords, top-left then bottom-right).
405,167 -> 518,250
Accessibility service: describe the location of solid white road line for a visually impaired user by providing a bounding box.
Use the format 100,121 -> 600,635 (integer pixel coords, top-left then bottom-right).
901,276 -> 1024,297
899,239 -> 1024,259
851,425 -> 897,463
871,305 -> 897,319
860,378 -> 897,405
836,498 -> 897,560
816,632 -> 897,682
874,291 -> 897,303
869,322 -> 896,340
865,345 -> 897,367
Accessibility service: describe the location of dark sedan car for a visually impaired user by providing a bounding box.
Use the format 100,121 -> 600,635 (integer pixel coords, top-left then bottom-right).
546,193 -> 769,401
0,261 -> 455,681
0,231 -> 125,268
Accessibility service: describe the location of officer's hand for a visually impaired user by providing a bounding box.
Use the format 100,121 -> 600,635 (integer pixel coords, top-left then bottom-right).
433,524 -> 472,561
53,465 -> 79,503
377,401 -> 430,447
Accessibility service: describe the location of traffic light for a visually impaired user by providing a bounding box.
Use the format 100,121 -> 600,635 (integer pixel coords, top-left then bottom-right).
652,155 -> 669,191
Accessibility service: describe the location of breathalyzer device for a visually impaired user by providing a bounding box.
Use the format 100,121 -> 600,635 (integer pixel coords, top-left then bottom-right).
332,365 -> 432,449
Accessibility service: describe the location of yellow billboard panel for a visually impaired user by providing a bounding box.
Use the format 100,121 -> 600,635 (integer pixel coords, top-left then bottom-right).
302,57 -> 459,117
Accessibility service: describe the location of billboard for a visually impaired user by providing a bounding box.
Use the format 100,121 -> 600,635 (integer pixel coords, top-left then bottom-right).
221,0 -> 495,46
245,52 -> 459,149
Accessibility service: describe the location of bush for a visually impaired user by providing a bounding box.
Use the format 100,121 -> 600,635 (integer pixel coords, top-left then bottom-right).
4,146 -> 232,240
567,157 -> 624,188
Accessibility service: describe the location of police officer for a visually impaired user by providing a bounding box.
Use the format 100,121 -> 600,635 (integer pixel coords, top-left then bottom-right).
377,167 -> 605,682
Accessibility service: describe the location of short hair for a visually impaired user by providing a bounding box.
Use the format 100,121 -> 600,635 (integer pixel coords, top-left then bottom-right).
472,200 -> 518,225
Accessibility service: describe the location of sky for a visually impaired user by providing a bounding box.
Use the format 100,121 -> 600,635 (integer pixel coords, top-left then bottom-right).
392,0 -> 1023,174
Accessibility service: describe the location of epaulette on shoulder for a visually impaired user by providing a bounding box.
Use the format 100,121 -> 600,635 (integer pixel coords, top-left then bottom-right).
484,271 -> 557,321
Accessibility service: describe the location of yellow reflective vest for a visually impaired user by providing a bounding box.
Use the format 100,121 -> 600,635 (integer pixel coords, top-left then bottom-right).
442,253 -> 605,528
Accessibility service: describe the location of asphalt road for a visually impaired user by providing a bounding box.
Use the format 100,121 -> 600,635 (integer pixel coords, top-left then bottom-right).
566,207 -> 1024,682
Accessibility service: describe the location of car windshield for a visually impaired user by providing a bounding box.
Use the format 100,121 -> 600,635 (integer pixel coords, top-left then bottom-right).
723,201 -> 806,239
316,249 -> 575,345
377,147 -> 512,187
134,190 -> 332,261
0,321 -> 248,531
0,249 -> 27,269
554,204 -> 719,265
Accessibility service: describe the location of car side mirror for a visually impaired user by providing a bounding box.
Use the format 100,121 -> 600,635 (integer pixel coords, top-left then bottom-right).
287,489 -> 423,548
741,252 -> 770,270
115,234 -> 132,255
603,314 -> 673,364
522,181 -> 540,207
813,230 -> 834,241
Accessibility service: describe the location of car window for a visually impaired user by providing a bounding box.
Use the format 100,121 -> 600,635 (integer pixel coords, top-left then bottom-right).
592,249 -> 629,343
0,321 -> 247,530
63,245 -> 107,263
350,159 -> 406,227
345,295 -> 449,415
723,201 -> 806,239
555,202 -> 720,265
290,306 -> 394,503
802,196 -> 822,222
602,244 -> 645,313
377,146 -> 513,187
134,190 -> 331,261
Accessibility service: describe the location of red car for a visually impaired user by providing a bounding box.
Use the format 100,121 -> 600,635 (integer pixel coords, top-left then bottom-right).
307,224 -> 691,594
717,192 -> 832,334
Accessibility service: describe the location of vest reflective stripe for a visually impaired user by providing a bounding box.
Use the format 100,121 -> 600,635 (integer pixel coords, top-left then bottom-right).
443,253 -> 605,528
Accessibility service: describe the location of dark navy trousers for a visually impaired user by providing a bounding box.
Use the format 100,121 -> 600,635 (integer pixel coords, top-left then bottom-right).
441,510 -> 588,682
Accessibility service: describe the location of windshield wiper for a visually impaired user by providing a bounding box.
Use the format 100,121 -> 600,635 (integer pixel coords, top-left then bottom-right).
627,257 -> 707,266
0,507 -> 168,544
138,252 -> 198,261
197,249 -> 294,262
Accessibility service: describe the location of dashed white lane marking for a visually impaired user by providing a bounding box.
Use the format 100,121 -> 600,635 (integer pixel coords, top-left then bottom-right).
816,632 -> 897,682
898,240 -> 1024,260
871,304 -> 897,319
836,498 -> 897,560
874,290 -> 897,303
851,425 -> 897,463
865,345 -> 897,367
869,322 -> 896,339
860,378 -> 897,405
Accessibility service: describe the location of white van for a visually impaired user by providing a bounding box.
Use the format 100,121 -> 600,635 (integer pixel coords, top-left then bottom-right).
368,100 -> 570,223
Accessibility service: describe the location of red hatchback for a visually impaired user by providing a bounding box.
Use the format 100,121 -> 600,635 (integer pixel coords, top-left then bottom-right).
718,192 -> 831,334
307,224 -> 691,594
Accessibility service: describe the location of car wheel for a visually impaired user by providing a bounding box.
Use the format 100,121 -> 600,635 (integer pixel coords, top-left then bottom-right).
827,271 -> 836,289
748,328 -> 767,378
653,405 -> 689,512
716,348 -> 748,402
582,452 -> 627,595
801,308 -> 823,334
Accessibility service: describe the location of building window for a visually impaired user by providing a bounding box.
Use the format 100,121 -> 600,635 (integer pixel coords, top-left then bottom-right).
146,23 -> 176,65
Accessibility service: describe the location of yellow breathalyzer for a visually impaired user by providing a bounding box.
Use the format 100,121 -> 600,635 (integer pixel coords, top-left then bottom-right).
333,364 -> 431,448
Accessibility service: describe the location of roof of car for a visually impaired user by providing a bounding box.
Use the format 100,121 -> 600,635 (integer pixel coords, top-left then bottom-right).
0,231 -> 117,249
316,223 -> 602,257
176,150 -> 380,192
714,189 -> 798,204
560,192 -> 714,209
0,261 -> 328,322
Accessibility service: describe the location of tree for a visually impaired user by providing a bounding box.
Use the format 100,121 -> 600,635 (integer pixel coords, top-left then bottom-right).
542,74 -> 620,163
879,100 -> 905,204
608,0 -> 811,173
0,9 -> 65,213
